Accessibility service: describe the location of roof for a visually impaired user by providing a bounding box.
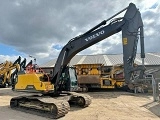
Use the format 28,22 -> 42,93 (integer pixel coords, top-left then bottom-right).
40,52 -> 160,68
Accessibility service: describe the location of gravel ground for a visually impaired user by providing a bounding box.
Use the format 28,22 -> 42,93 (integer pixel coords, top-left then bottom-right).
0,88 -> 160,120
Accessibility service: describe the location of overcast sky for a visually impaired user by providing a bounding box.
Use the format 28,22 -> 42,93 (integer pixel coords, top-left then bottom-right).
0,0 -> 159,64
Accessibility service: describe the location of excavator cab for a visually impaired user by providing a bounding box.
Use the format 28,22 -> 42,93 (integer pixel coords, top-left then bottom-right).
69,67 -> 79,90
58,66 -> 79,92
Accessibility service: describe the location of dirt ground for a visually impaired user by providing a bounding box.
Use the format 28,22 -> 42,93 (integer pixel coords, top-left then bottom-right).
0,88 -> 160,120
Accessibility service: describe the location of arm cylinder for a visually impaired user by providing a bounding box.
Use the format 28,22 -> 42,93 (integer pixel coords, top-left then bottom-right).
140,26 -> 145,59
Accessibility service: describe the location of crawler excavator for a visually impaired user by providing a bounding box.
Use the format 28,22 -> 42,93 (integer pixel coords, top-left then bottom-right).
10,3 -> 146,119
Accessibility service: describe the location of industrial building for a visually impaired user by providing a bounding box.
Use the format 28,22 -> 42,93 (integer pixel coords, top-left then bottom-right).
40,52 -> 160,78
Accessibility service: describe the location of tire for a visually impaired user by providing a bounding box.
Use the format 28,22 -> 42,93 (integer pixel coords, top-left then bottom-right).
77,97 -> 85,107
82,85 -> 88,92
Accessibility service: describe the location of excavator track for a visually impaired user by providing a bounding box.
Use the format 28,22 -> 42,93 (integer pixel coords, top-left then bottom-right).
10,95 -> 70,119
10,92 -> 91,119
62,92 -> 92,107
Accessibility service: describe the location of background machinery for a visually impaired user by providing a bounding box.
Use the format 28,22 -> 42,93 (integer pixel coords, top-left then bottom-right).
10,3 -> 145,119
74,64 -> 125,91
0,56 -> 21,87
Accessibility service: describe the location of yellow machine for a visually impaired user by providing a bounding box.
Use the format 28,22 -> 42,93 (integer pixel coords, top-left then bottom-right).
14,64 -> 54,93
0,60 -> 20,87
74,64 -> 125,91
11,63 -> 91,119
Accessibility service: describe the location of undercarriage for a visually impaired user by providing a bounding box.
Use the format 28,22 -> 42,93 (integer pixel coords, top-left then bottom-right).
10,92 -> 91,119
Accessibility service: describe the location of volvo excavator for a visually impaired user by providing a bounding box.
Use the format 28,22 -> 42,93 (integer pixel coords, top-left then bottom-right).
10,3 -> 145,119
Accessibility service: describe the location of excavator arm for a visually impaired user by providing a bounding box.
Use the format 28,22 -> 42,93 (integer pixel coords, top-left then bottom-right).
122,5 -> 145,83
52,3 -> 145,92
